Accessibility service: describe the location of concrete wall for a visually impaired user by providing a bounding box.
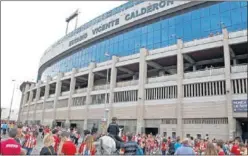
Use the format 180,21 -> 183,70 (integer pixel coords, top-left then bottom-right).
144,102 -> 177,118
113,104 -> 137,119
183,124 -> 229,140
182,96 -> 227,118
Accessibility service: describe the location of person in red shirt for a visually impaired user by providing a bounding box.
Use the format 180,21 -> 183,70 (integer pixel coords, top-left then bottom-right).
61,131 -> 76,155
52,129 -> 60,153
0,128 -> 22,155
216,140 -> 225,155
231,138 -> 241,155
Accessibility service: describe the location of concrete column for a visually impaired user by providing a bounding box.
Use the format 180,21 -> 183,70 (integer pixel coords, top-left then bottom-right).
222,29 -> 235,140
84,62 -> 96,130
41,76 -> 51,125
17,92 -> 24,123
21,84 -> 30,122
33,81 -> 41,123
176,39 -> 184,138
136,48 -> 148,134
193,65 -> 196,71
108,56 -> 119,126
66,68 -> 77,128
52,73 -> 63,125
26,84 -> 35,124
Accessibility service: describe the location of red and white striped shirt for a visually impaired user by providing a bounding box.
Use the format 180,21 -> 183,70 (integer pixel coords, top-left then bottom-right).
24,136 -> 37,148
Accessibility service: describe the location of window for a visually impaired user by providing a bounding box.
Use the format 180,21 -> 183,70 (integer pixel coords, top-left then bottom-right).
210,14 -> 220,30
220,2 -> 230,13
209,4 -> 219,15
201,7 -> 209,18
231,9 -> 242,25
186,134 -> 190,138
230,1 -> 241,10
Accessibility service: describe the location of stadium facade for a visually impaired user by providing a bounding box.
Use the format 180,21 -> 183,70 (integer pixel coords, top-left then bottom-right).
18,1 -> 248,140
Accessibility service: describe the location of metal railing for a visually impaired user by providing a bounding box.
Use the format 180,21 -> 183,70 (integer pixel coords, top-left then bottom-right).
231,64 -> 247,73
93,84 -> 110,90
116,80 -> 138,87
147,74 -> 177,83
184,67 -> 225,79
75,88 -> 87,94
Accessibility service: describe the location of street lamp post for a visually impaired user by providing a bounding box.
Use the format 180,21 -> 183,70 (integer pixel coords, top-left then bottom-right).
7,80 -> 16,123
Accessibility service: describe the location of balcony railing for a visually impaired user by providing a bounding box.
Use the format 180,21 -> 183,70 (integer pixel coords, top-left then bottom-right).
147,74 -> 177,83
116,80 -> 138,87
231,65 -> 247,73
61,91 -> 70,96
75,88 -> 87,94
49,94 -> 55,98
184,68 -> 225,79
93,84 -> 110,91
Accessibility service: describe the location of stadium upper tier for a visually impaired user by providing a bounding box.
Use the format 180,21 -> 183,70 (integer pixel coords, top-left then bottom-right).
38,1 -> 247,80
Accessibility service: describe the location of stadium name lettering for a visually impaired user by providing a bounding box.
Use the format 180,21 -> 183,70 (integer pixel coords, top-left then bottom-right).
125,0 -> 174,21
92,18 -> 120,35
69,33 -> 88,47
69,18 -> 120,47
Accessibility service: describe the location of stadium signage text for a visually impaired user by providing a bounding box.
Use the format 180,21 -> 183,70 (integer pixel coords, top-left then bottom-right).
232,100 -> 248,112
40,1 -> 189,67
68,1 -> 174,47
125,1 -> 174,21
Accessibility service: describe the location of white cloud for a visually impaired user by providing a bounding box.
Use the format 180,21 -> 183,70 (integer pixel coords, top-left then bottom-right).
1,1 -> 126,110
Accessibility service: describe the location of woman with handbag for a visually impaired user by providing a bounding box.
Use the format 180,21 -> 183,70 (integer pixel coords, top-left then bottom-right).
40,133 -> 57,155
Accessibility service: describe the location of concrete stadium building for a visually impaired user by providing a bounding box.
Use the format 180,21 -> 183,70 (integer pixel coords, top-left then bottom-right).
18,1 -> 248,140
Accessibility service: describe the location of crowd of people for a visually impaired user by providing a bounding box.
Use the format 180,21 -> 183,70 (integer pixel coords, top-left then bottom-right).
1,120 -> 248,155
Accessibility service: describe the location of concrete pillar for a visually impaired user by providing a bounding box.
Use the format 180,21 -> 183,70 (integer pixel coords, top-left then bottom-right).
21,84 -> 30,122
33,81 -> 41,123
66,68 -> 77,128
17,92 -> 24,123
23,84 -> 30,105
136,48 -> 148,134
26,84 -> 35,123
159,71 -> 165,76
84,62 -> 96,130
52,73 -> 63,125
108,56 -> 119,126
176,39 -> 184,138
222,29 -> 235,140
193,65 -> 196,71
41,76 -> 51,125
